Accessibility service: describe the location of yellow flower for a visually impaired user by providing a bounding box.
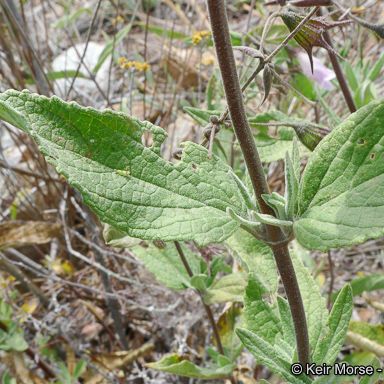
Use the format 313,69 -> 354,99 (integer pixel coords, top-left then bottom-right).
21,298 -> 39,315
0,274 -> 15,289
112,15 -> 125,26
118,57 -> 150,72
192,30 -> 211,45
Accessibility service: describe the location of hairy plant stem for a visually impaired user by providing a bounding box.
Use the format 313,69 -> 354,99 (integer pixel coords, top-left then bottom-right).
206,0 -> 310,365
319,9 -> 356,113
174,242 -> 237,384
201,6 -> 317,148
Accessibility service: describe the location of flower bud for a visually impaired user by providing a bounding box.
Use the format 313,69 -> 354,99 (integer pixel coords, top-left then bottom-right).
261,64 -> 274,105
292,122 -> 330,151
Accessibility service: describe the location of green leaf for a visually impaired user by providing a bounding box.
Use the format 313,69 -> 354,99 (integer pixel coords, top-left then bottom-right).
204,273 -> 247,304
249,111 -> 312,162
0,90 -> 248,246
252,211 -> 292,227
73,360 -> 87,379
292,73 -> 317,101
1,371 -> 17,384
315,88 -> 341,126
227,208 -> 292,229
367,51 -> 384,81
285,139 -> 300,219
344,61 -> 359,91
359,356 -> 383,384
190,274 -> 210,292
243,276 -> 281,344
206,72 -> 222,111
146,354 -> 234,380
236,328 -> 312,384
256,139 -> 296,163
291,247 -> 328,351
183,106 -> 222,126
0,300 -> 13,322
349,322 -> 384,346
136,22 -> 189,40
349,274 -> 384,297
226,229 -> 278,293
277,297 -> 295,347
53,7 -> 92,29
294,100 -> 384,251
312,285 -> 353,364
262,192 -> 287,218
0,330 -> 28,352
132,242 -> 202,290
102,224 -> 142,247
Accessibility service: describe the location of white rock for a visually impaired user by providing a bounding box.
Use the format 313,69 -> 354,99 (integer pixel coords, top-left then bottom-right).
52,41 -> 111,97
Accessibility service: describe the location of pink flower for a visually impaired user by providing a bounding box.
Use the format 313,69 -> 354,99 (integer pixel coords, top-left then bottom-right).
297,51 -> 335,90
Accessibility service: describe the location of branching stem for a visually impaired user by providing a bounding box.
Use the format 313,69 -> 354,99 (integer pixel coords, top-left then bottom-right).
206,0 -> 310,365
174,241 -> 224,353
174,241 -> 237,384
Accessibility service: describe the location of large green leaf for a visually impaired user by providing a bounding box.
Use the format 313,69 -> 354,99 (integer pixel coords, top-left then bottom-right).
203,273 -> 247,304
131,242 -> 202,290
312,285 -> 353,364
226,229 -> 278,293
0,90 -> 248,246
146,354 -> 234,380
242,276 -> 281,344
295,100 -> 384,251
236,328 -> 312,384
291,247 -> 328,351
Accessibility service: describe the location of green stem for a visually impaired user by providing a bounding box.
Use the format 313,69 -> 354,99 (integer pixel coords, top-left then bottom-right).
206,0 -> 310,365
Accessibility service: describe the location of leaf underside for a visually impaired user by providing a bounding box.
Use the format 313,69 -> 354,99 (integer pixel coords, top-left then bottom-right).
0,90 -> 248,246
295,100 -> 384,251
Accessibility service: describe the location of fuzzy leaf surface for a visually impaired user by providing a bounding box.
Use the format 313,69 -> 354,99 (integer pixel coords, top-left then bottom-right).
227,229 -> 278,293
204,273 -> 247,304
132,242 -> 202,290
0,90 -> 248,245
312,285 -> 353,364
291,247 -> 328,351
295,100 -> 384,250
236,329 -> 312,384
242,276 -> 281,344
146,354 -> 234,379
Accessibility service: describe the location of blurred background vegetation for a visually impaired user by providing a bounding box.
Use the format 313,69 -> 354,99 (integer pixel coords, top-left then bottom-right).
0,0 -> 383,382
